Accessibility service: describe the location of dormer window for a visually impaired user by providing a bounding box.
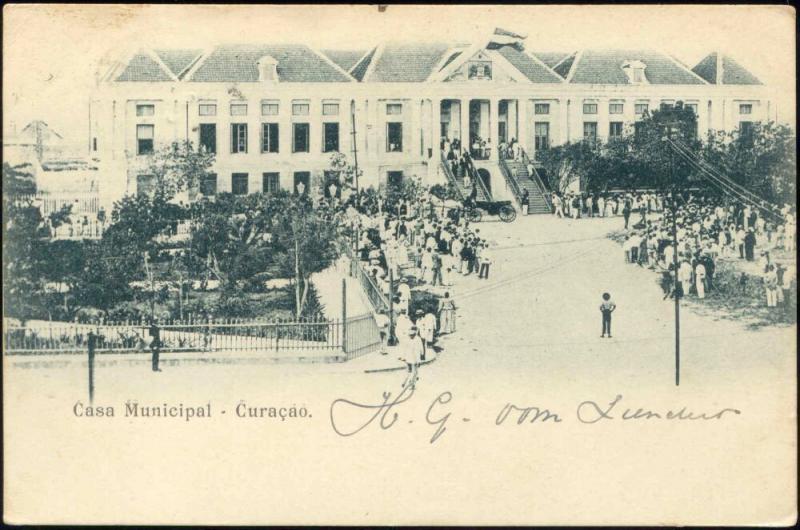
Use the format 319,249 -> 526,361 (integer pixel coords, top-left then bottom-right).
622,60 -> 648,84
257,55 -> 279,82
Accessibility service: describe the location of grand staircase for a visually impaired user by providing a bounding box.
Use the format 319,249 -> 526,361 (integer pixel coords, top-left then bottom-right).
440,152 -> 491,202
499,152 -> 552,214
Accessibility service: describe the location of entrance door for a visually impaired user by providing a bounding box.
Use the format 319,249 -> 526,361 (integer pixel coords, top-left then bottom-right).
387,171 -> 404,188
477,168 -> 491,194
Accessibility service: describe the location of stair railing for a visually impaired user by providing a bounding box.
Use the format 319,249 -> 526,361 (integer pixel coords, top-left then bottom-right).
467,159 -> 492,202
497,156 -> 524,209
520,147 -> 553,212
439,151 -> 466,201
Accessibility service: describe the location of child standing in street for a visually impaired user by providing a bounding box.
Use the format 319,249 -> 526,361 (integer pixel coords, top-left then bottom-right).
599,292 -> 616,338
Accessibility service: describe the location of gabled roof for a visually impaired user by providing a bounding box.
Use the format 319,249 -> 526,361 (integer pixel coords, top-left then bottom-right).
691,52 -> 762,85
553,52 -> 577,79
188,44 -> 353,82
532,51 -> 571,69
350,47 -> 378,81
494,46 -> 563,83
321,49 -> 367,72
155,49 -> 203,78
565,49 -> 707,85
115,51 -> 173,82
365,42 -> 452,82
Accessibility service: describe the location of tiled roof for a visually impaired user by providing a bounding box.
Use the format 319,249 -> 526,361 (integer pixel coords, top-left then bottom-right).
321,49 -> 367,72
367,42 -> 452,82
495,46 -> 563,83
188,44 -> 353,82
568,50 -> 706,84
155,49 -> 203,78
553,53 -> 576,79
532,51 -> 571,69
115,52 -> 173,82
691,53 -> 761,85
350,47 -> 377,81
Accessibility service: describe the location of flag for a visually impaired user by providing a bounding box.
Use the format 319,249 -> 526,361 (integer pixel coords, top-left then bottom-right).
488,27 -> 527,50
494,27 -> 527,40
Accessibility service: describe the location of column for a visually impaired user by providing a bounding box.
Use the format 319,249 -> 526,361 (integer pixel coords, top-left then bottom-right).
560,97 -> 571,144
411,98 -> 422,159
460,98 -> 470,148
489,97 -> 500,160
431,98 -> 442,162
518,99 -> 529,155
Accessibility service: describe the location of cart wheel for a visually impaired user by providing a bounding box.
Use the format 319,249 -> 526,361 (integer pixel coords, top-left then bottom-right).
499,205 -> 517,223
467,208 -> 482,223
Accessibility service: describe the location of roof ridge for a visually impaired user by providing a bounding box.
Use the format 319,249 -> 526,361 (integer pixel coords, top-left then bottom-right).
182,47 -> 215,82
664,53 -> 710,85
519,47 -> 566,84
144,49 -> 179,82
565,50 -> 583,83
349,47 -> 376,76
307,45 -> 356,83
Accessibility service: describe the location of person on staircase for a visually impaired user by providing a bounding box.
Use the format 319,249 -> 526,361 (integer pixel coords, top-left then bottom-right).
521,189 -> 529,216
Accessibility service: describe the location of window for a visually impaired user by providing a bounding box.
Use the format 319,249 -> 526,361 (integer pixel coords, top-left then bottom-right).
231,173 -> 249,195
635,103 -> 649,115
739,104 -> 753,115
200,173 -> 217,196
632,68 -> 645,83
387,171 -> 404,187
634,121 -> 645,139
609,122 -> 624,139
660,101 -> 674,111
583,122 -> 598,141
323,171 -> 340,198
231,124 -> 248,153
534,122 -> 550,153
386,103 -> 403,115
136,124 -> 154,155
199,123 -> 216,154
293,123 -> 310,152
534,103 -> 550,115
199,103 -> 217,116
230,103 -> 248,116
386,122 -> 403,152
293,172 -> 310,195
323,122 -> 339,153
261,123 -> 279,153
136,174 -> 155,196
685,103 -> 698,115
261,101 -> 279,116
323,102 -> 340,116
583,103 -> 598,114
292,102 -> 310,116
136,104 -> 155,117
609,102 -> 624,114
262,172 -> 280,193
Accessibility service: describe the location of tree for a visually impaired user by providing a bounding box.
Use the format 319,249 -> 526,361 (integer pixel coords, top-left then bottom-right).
2,162 -> 37,196
329,151 -> 362,192
270,194 -> 341,317
146,140 -> 216,198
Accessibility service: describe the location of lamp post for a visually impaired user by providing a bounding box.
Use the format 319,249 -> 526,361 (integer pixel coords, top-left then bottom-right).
350,99 -> 360,195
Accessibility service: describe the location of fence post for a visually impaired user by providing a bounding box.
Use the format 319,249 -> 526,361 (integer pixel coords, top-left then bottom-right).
342,278 -> 347,355
87,331 -> 97,403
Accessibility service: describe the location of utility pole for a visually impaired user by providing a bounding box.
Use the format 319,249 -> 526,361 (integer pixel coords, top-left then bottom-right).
666,127 -> 680,386
350,99 -> 360,195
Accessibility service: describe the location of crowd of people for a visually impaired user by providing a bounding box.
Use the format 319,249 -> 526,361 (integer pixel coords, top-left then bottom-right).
333,181 -> 498,374
604,190 -> 796,308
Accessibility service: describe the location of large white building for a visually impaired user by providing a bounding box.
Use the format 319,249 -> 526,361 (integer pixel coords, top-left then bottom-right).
90,31 -> 772,208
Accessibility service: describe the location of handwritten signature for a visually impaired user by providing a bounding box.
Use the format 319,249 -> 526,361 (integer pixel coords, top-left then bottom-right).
330,391 -> 741,444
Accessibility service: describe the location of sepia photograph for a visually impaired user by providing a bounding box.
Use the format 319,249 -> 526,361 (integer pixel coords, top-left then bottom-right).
3,3 -> 797,525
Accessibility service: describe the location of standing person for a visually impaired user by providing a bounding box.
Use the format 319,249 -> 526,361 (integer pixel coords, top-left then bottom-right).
744,228 -> 757,261
599,292 -> 616,338
149,318 -> 162,372
622,199 -> 632,229
597,195 -> 606,218
420,311 -> 437,354
764,265 -> 778,308
694,260 -> 707,299
431,251 -> 443,287
394,309 -> 413,345
678,259 -> 694,297
437,292 -> 457,335
399,326 -> 424,389
735,226 -> 746,258
478,244 -> 493,279
374,309 -> 390,355
521,189 -> 529,216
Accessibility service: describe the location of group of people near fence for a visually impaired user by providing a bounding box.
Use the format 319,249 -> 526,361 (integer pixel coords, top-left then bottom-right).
616,191 -> 796,308
551,191 -> 666,225
45,207 -> 108,239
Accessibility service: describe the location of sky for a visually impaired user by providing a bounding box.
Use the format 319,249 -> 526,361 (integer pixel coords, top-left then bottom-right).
3,4 -> 796,148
